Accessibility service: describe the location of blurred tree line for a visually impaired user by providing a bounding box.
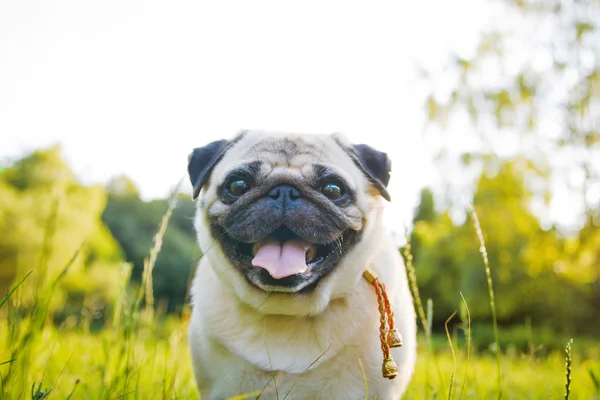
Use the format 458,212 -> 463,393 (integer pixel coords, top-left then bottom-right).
0,145 -> 200,328
411,0 -> 600,342
0,145 -> 124,322
406,160 -> 600,342
1,142 -> 597,343
420,0 -> 599,224
101,175 -> 200,314
1,0 -> 599,344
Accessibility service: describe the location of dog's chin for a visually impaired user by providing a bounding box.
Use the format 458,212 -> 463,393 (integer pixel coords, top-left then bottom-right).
216,226 -> 360,294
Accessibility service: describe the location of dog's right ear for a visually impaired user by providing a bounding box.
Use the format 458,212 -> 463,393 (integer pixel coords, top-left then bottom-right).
350,144 -> 392,202
188,139 -> 230,200
331,133 -> 392,202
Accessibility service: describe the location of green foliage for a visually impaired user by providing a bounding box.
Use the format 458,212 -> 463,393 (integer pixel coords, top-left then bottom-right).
423,0 -> 600,226
106,175 -> 140,197
409,341 -> 598,400
565,338 -> 574,400
0,272 -> 31,309
0,145 -> 124,320
406,160 -> 600,337
3,144 -> 74,191
101,190 -> 200,313
588,363 -> 600,398
1,144 -> 599,399
0,144 -> 200,319
1,311 -> 598,399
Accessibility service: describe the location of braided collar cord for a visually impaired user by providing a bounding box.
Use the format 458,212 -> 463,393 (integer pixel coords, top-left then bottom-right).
362,268 -> 403,380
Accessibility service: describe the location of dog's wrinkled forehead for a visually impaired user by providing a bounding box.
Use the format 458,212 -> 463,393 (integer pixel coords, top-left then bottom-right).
222,131 -> 356,173
188,130 -> 392,202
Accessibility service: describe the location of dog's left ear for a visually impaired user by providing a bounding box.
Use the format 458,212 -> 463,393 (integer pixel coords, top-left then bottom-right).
188,139 -> 230,200
349,144 -> 392,202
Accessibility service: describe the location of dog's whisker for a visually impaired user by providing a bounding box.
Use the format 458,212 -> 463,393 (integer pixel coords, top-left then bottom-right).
202,227 -> 235,254
282,341 -> 333,400
203,239 -> 221,255
264,344 -> 280,399
256,293 -> 273,310
316,144 -> 326,165
336,237 -> 344,256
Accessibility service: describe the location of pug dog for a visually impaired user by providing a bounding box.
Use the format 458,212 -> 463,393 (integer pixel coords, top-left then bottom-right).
187,130 -> 417,400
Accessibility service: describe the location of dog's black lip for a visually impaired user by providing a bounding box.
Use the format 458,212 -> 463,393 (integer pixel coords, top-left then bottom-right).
210,221 -> 363,293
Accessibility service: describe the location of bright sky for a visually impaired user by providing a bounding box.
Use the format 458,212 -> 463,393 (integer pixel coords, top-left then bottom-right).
0,0 -> 492,239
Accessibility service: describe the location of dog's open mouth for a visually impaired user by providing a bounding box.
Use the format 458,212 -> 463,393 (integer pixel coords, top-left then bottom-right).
236,228 -> 335,276
223,226 -> 351,293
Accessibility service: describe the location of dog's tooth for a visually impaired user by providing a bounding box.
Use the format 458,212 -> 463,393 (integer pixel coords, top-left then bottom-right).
252,243 -> 260,256
305,245 -> 317,263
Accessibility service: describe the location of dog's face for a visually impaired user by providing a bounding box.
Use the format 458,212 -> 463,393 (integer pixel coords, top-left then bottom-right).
188,131 -> 392,311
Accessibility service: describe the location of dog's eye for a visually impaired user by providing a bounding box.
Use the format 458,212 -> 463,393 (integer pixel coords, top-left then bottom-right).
228,179 -> 249,197
321,183 -> 343,200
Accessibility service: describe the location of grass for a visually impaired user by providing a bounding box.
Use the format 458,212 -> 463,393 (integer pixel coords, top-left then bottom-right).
1,200 -> 599,399
1,321 -> 598,399
565,339 -> 574,400
410,338 -> 598,400
470,208 -> 502,399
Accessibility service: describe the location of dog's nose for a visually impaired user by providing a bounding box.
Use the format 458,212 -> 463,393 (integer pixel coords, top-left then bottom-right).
267,184 -> 301,202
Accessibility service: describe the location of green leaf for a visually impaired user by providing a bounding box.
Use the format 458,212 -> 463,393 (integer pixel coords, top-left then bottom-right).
0,359 -> 15,367
575,21 -> 594,41
0,271 -> 32,309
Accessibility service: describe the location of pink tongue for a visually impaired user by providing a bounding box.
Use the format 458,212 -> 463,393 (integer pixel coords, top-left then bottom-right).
251,238 -> 311,279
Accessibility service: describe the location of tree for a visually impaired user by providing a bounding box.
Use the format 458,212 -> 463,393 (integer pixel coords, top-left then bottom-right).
101,190 -> 200,313
0,145 -> 124,323
422,0 -> 600,229
415,0 -> 600,340
407,159 -> 599,337
106,175 -> 140,197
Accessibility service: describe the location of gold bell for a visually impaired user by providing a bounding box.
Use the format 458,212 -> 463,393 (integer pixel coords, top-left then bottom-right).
387,328 -> 403,348
382,357 -> 398,379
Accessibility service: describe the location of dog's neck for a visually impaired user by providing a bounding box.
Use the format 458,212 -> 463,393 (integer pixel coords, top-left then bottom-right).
195,259 -> 382,374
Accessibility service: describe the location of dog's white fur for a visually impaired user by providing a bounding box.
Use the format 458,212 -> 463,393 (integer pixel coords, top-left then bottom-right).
188,131 -> 417,399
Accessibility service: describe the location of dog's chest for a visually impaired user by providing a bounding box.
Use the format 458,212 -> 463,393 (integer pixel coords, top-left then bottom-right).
199,325 -> 391,400
191,284 -> 400,399
199,279 -> 377,368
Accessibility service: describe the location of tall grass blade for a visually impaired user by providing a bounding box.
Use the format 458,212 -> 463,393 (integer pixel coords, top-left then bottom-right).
47,349 -> 75,399
445,311 -> 458,400
564,338 -> 573,400
458,292 -> 471,400
112,390 -> 137,400
31,381 -> 52,400
2,242 -> 85,388
471,208 -> 501,399
265,344 -> 279,400
282,342 -> 332,400
403,225 -> 428,334
136,178 -> 184,312
0,271 -> 32,309
426,298 -> 445,394
426,299 -> 433,341
587,365 -> 600,397
358,358 -> 368,400
64,378 -> 81,400
35,193 -> 60,299
404,226 -> 444,395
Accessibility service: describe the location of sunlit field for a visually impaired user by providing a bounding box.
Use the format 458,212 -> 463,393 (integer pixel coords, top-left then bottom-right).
1,210 -> 598,400
1,307 -> 599,399
3,0 -> 600,398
